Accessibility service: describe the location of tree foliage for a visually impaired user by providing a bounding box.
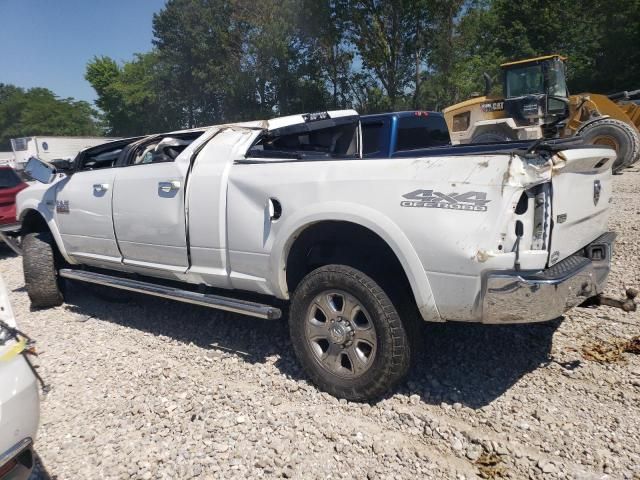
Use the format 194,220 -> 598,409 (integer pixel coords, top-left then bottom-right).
0,84 -> 101,151
84,0 -> 640,135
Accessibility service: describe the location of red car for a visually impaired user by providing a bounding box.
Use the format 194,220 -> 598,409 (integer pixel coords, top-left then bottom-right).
0,166 -> 28,228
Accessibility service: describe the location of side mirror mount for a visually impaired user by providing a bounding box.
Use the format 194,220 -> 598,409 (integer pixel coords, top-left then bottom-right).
51,158 -> 73,171
24,157 -> 57,184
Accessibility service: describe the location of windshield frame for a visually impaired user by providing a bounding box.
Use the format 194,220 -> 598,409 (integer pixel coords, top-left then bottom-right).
504,64 -> 545,98
504,59 -> 569,99
545,58 -> 569,98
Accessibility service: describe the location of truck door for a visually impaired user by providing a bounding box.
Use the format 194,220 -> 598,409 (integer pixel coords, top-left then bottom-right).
111,135 -> 199,272
54,141 -> 128,264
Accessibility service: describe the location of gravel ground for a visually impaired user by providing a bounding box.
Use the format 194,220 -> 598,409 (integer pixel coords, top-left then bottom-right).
2,170 -> 640,480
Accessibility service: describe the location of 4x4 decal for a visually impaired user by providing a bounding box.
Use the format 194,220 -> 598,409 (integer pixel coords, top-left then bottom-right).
401,189 -> 490,212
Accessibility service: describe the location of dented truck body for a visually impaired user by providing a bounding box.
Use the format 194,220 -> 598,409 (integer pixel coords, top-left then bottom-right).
15,110 -> 618,400
17,111 -> 615,324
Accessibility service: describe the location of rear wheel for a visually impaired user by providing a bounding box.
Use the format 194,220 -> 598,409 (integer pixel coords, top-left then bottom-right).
578,118 -> 640,173
22,232 -> 64,308
289,265 -> 410,401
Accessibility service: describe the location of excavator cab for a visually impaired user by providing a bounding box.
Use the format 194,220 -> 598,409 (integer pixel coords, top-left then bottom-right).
500,55 -> 569,134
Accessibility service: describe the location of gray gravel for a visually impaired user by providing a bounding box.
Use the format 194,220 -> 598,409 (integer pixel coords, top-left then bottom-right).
2,169 -> 640,479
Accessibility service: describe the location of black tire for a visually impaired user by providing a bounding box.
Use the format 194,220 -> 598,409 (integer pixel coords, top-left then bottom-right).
22,232 -> 64,308
289,265 -> 410,401
578,118 -> 640,173
471,129 -> 515,144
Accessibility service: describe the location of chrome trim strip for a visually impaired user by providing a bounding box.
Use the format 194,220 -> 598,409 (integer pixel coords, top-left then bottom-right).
0,437 -> 32,469
59,269 -> 282,320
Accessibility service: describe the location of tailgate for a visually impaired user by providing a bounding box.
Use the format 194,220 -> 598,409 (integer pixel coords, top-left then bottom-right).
549,147 -> 615,265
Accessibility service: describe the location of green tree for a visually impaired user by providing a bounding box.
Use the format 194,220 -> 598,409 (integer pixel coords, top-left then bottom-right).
580,0 -> 640,93
86,53 -> 175,136
417,0 -> 501,110
152,0 -> 247,126
298,0 -> 354,109
233,0 -> 331,116
0,84 -> 101,151
85,0 -> 640,134
488,0 -> 601,91
345,0 -> 435,110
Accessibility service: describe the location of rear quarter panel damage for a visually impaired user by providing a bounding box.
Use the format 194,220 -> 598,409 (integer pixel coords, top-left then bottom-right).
226,154 -> 540,321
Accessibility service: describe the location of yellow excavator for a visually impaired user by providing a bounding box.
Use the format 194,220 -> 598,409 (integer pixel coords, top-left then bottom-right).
443,54 -> 640,172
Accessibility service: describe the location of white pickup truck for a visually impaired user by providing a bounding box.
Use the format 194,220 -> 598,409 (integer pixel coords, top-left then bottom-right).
17,110 -> 618,400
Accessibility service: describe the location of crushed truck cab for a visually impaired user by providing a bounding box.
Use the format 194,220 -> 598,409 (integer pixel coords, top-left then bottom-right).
16,110 -> 619,400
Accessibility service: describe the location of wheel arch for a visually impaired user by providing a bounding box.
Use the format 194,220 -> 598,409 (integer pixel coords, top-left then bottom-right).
19,206 -> 75,264
20,208 -> 49,234
271,204 -> 441,322
470,119 -> 519,141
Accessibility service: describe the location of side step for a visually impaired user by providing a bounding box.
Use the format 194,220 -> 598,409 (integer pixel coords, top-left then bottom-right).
58,269 -> 282,320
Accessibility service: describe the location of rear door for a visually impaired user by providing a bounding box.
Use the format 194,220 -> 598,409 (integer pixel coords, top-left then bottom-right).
548,147 -> 616,264
54,140 -> 132,263
112,134 -> 201,272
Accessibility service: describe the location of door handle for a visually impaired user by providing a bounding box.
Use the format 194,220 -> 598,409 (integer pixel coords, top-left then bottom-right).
93,183 -> 109,193
158,180 -> 181,193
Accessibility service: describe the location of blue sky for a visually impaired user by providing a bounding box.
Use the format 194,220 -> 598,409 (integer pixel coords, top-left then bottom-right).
0,0 -> 167,104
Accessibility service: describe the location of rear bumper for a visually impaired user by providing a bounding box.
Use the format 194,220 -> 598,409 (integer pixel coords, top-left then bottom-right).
481,232 -> 615,324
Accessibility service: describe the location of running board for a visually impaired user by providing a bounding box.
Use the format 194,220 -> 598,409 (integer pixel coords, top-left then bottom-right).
58,269 -> 282,320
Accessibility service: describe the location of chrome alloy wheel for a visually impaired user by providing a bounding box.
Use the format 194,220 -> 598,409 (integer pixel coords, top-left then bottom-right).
305,290 -> 377,378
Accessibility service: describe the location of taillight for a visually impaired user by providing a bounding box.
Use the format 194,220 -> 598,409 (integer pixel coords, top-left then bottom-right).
513,183 -> 551,251
532,183 -> 551,250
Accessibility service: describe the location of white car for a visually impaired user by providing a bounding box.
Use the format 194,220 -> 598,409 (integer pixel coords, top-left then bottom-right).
0,274 -> 39,480
17,110 -> 619,400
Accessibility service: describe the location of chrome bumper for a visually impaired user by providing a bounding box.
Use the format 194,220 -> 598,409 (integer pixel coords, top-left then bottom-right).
482,232 -> 615,324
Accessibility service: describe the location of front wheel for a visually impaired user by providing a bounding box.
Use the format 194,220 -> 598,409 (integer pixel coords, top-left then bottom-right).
289,265 -> 410,401
22,232 -> 64,308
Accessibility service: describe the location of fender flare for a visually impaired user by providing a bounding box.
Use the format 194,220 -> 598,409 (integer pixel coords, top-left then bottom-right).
18,202 -> 76,265
268,201 -> 442,322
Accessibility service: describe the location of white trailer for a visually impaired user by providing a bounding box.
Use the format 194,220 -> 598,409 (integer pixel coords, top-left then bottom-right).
10,136 -> 120,170
0,152 -> 15,168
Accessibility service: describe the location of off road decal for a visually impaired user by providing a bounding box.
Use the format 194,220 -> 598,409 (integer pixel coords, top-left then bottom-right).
401,190 -> 490,212
480,101 -> 504,113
